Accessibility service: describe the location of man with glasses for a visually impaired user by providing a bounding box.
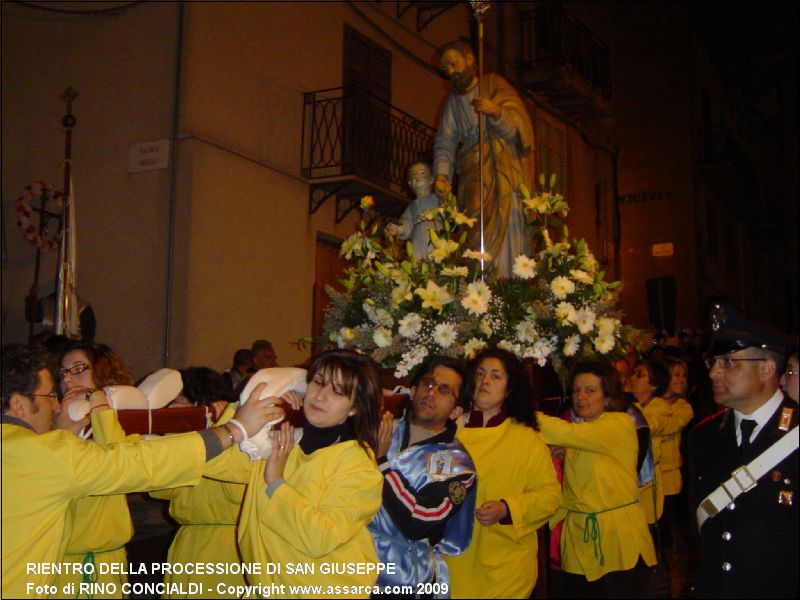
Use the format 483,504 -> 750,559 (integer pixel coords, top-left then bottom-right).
1,343 -> 282,598
687,304 -> 797,599
369,356 -> 477,595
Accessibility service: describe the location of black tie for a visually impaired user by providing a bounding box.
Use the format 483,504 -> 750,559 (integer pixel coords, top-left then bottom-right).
740,419 -> 757,458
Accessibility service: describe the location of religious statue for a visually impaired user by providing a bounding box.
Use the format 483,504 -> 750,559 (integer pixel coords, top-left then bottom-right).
386,162 -> 440,260
433,40 -> 535,278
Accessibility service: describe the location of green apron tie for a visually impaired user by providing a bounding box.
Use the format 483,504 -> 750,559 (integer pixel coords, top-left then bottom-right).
70,545 -> 124,599
569,500 -> 639,566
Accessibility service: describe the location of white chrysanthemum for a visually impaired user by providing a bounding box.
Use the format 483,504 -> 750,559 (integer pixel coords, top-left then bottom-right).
463,249 -> 492,262
570,269 -> 594,285
575,308 -> 597,334
373,327 -> 393,348
398,313 -> 422,338
515,319 -> 538,344
461,291 -> 489,316
463,338 -> 487,360
513,255 -> 537,279
593,334 -> 615,354
395,346 -> 428,378
555,302 -> 577,324
472,281 -> 492,303
563,335 -> 580,357
595,316 -> 618,338
433,323 -> 457,348
441,266 -> 469,277
550,276 -> 576,299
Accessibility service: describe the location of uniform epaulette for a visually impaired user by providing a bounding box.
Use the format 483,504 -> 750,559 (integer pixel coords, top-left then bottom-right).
692,407 -> 727,430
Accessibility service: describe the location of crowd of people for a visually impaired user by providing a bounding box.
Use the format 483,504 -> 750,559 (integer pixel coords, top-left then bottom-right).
2,302 -> 797,600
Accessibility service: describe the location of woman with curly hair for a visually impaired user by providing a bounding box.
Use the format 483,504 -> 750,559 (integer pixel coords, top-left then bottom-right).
53,342 -> 136,598
445,347 -> 561,598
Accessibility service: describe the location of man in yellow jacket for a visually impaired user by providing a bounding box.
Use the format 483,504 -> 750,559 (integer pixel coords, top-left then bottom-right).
1,343 -> 282,599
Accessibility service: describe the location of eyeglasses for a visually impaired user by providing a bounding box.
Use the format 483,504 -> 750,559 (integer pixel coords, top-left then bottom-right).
419,377 -> 455,398
57,363 -> 91,380
784,369 -> 799,376
704,357 -> 766,370
31,392 -> 59,401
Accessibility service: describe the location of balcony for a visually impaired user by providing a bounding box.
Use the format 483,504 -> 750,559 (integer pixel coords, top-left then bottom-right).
302,86 -> 436,223
519,2 -> 612,120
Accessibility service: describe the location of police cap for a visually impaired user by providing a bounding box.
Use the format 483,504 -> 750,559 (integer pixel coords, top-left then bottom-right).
708,302 -> 793,357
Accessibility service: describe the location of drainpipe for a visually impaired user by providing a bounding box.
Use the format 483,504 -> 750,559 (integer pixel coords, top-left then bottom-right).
163,2 -> 184,367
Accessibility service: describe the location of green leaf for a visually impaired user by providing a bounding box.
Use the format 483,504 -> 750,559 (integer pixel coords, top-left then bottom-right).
519,182 -> 530,199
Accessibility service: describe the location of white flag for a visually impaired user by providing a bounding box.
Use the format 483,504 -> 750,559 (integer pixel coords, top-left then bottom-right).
55,173 -> 80,337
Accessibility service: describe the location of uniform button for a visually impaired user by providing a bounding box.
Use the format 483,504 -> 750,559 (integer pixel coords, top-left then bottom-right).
722,531 -> 732,541
727,502 -> 736,510
722,562 -> 732,572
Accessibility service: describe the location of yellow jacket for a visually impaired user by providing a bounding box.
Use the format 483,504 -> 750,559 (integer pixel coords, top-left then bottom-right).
445,419 -> 561,599
637,397 -> 687,520
52,409 -> 138,598
150,404 -> 247,599
659,398 -> 693,496
206,440 -> 383,598
538,413 -> 657,581
1,413 -> 206,599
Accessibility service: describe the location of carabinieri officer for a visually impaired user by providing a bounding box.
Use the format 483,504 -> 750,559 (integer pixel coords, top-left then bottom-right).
688,303 -> 797,599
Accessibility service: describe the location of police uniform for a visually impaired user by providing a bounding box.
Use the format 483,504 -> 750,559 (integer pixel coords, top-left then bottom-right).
687,304 -> 798,599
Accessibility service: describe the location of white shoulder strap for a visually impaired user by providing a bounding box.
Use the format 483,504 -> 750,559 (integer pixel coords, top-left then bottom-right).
697,426 -> 798,529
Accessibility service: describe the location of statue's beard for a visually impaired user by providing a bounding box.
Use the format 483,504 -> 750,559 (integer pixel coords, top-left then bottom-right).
450,66 -> 476,94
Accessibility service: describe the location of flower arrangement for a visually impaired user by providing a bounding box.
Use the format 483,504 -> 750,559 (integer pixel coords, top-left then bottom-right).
15,181 -> 64,252
318,178 -> 644,383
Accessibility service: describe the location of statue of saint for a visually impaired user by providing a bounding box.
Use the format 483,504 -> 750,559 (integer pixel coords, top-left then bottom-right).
433,40 -> 535,278
387,162 -> 440,260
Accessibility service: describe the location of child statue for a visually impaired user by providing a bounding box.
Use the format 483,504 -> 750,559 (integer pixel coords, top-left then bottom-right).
386,162 -> 440,260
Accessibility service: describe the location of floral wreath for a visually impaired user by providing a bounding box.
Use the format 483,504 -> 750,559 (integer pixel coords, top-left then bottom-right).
15,181 -> 64,252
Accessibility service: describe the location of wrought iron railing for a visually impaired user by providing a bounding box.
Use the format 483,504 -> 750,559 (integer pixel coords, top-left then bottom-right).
301,86 -> 436,195
520,2 -> 612,99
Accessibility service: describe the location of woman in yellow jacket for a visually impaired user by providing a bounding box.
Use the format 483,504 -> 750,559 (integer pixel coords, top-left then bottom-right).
445,348 -> 561,599
658,356 -> 694,598
52,343 -> 137,599
204,350 -> 383,598
538,360 -> 657,598
627,358 -> 674,529
150,369 -> 245,599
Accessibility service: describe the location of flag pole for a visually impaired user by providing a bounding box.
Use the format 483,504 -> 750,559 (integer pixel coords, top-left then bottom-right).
55,87 -> 78,337
470,1 -> 490,279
